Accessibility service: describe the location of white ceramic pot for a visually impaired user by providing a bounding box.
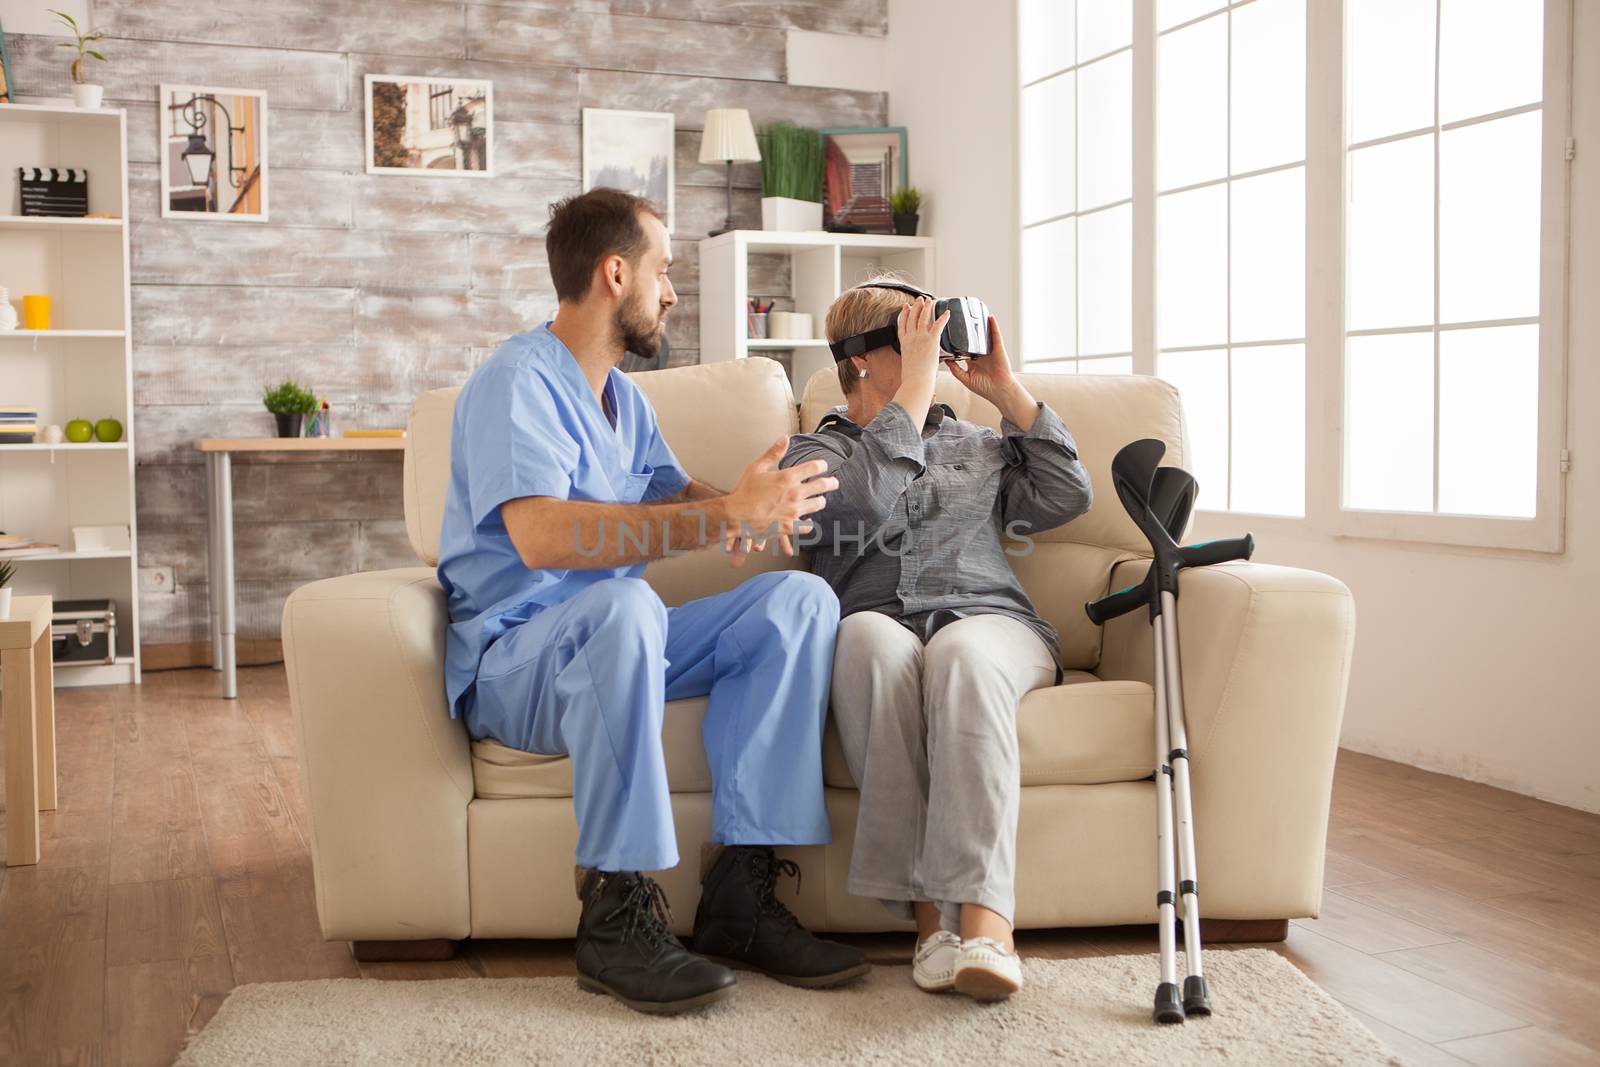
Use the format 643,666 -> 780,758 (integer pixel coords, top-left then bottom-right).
761,196 -> 823,233
0,588 -> 12,619
72,83 -> 104,109
0,287 -> 17,331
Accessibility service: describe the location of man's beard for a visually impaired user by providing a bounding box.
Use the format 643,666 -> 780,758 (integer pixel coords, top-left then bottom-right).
613,290 -> 664,363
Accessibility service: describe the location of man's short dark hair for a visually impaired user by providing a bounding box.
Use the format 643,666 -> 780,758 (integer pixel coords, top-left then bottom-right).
545,188 -> 665,303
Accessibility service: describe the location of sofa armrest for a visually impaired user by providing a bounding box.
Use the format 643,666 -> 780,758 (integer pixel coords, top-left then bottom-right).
1097,560 -> 1356,919
282,567 -> 473,942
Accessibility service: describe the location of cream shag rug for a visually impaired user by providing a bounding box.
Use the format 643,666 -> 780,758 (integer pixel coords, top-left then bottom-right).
175,949 -> 1401,1066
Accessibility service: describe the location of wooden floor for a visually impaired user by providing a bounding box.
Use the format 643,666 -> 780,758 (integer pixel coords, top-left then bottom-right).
2,666 -> 1599,1066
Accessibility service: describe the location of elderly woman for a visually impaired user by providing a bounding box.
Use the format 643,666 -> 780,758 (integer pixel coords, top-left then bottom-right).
780,281 -> 1092,1002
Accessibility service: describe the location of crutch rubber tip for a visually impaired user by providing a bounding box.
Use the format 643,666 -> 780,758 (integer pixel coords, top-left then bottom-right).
1153,982 -> 1186,1024
1182,975 -> 1212,1016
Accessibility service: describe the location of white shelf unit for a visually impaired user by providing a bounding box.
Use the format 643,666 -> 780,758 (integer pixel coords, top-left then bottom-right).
0,102 -> 140,688
698,230 -> 938,392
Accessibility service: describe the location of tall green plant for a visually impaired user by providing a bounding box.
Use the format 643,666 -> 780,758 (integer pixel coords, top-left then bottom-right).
50,9 -> 105,84
758,122 -> 822,203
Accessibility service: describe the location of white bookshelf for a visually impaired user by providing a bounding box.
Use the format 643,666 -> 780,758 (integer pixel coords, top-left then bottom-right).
698,230 -> 938,391
0,102 -> 141,688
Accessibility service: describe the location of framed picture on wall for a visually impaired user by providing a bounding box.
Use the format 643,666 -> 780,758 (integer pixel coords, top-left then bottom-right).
820,126 -> 908,234
365,75 -> 493,177
582,108 -> 675,234
159,85 -> 270,222
0,16 -> 15,104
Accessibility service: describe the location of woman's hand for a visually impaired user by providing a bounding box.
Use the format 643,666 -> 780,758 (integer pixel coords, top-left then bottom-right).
949,317 -> 1039,430
897,296 -> 947,387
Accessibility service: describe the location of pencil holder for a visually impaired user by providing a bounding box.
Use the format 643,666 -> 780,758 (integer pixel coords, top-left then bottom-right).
747,312 -> 769,339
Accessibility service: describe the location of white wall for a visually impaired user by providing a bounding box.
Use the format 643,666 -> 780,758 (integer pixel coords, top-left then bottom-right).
886,0 -> 1020,333
0,0 -> 87,36
888,1 -> 1599,813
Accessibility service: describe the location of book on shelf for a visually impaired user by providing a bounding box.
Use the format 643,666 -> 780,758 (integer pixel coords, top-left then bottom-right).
0,542 -> 60,558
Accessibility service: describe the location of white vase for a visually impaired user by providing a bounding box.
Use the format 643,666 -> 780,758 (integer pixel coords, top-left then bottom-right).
0,588 -> 12,619
761,196 -> 823,233
0,287 -> 16,331
72,83 -> 104,109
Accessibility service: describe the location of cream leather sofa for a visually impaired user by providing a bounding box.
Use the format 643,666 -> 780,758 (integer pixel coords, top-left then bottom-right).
283,357 -> 1355,950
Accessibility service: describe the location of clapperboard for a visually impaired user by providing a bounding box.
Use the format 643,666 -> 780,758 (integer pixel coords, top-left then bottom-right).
18,167 -> 90,217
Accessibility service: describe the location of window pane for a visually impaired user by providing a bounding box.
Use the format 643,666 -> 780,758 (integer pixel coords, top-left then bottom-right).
1345,333 -> 1434,511
1439,0 -> 1543,125
1020,0 -> 1075,84
1022,217 -> 1076,363
1230,167 -> 1305,342
1231,0 -> 1306,174
1348,134 -> 1434,331
1026,359 -> 1080,374
1158,0 -> 1224,32
1158,349 -> 1229,511
1082,355 -> 1133,375
1438,324 -> 1538,517
1077,0 -> 1132,62
1021,74 -> 1076,225
1157,184 -> 1228,348
1078,204 -> 1132,356
1230,343 -> 1305,516
1348,0 -> 1435,144
1078,52 -> 1132,210
1157,14 -> 1227,191
1440,111 -> 1542,323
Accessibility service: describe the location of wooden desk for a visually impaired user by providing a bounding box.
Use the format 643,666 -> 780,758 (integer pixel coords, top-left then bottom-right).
194,437 -> 407,698
3,595 -> 57,866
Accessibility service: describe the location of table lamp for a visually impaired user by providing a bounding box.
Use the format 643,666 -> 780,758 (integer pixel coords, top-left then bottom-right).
698,108 -> 762,237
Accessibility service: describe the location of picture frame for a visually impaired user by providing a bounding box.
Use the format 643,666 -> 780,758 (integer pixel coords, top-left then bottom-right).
582,108 -> 675,234
820,126 -> 909,234
365,74 -> 493,178
159,84 -> 270,222
0,16 -> 16,105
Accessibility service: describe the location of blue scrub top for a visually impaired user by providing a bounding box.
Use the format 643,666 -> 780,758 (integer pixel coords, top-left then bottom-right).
436,324 -> 690,719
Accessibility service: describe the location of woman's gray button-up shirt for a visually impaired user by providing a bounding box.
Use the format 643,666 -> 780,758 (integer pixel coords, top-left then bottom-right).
779,399 -> 1094,668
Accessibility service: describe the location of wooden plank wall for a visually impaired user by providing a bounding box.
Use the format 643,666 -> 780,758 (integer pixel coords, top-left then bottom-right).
6,0 -> 888,658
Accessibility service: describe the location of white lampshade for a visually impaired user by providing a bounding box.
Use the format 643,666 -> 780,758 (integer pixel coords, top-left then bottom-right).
698,109 -> 762,164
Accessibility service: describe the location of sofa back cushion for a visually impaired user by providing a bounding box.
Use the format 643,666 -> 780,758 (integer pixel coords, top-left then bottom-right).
798,368 -> 1189,670
404,356 -> 799,569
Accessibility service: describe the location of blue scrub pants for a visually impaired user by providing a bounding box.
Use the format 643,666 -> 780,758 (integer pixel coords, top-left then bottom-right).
466,570 -> 839,872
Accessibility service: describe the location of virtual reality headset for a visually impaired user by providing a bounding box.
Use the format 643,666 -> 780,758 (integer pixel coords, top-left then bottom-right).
827,282 -> 992,363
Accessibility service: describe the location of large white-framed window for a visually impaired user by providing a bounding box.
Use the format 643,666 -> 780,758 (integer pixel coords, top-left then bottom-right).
1335,0 -> 1570,550
1015,0 -> 1572,551
1019,0 -> 1135,376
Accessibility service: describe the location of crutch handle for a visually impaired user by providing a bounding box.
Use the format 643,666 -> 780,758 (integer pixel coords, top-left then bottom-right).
1085,574 -> 1152,625
1180,533 -> 1255,569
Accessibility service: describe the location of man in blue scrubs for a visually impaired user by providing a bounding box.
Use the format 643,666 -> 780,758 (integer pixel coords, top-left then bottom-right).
437,188 -> 866,1014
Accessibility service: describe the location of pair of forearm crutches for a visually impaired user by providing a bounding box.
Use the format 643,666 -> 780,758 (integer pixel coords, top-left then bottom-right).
1085,439 -> 1255,1025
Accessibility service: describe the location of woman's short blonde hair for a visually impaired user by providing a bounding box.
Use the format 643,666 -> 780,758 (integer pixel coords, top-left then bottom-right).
824,272 -> 917,395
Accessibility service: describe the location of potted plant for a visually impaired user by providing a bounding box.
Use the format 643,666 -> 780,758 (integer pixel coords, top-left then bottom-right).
0,559 -> 14,618
262,379 -> 317,438
50,9 -> 106,109
758,122 -> 823,232
891,186 -> 923,237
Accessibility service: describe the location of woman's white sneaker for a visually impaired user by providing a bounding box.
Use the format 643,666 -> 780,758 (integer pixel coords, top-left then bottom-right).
954,937 -> 1023,1002
912,930 -> 962,993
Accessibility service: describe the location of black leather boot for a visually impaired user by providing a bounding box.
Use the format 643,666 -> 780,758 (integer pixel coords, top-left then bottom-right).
691,845 -> 870,988
574,868 -> 737,1014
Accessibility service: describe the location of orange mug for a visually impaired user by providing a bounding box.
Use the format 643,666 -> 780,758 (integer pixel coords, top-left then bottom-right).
22,295 -> 50,330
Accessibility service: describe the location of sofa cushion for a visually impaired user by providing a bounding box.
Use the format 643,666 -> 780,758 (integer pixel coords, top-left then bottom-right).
471,673 -> 1156,800
821,671 -> 1155,788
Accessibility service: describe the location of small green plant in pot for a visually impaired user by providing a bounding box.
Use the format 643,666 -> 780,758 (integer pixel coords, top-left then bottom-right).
262,379 -> 318,438
891,186 -> 923,236
758,122 -> 823,232
50,9 -> 107,109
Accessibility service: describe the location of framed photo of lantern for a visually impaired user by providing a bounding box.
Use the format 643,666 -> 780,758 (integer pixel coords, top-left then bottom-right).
365,75 -> 494,177
159,84 -> 269,221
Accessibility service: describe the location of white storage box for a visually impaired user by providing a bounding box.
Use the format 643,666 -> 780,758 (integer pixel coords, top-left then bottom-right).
71,524 -> 131,553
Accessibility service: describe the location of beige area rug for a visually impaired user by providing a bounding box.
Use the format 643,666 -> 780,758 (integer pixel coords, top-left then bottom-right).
175,949 -> 1401,1066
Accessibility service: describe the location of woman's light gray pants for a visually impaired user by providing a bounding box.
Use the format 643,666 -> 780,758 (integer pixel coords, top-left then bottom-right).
831,610 -> 1057,931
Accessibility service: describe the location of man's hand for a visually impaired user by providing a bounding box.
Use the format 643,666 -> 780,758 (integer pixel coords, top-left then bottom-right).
948,316 -> 1039,431
722,436 -> 837,567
